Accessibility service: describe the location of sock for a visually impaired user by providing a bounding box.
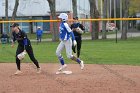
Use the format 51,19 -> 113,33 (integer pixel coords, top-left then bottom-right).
58,56 -> 65,65
76,58 -> 81,64
71,56 -> 81,64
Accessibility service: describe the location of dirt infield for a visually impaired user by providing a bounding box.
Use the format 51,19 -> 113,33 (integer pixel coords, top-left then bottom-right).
0,63 -> 140,93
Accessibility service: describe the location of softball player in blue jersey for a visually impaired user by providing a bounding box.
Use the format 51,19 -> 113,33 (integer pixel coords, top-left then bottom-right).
56,13 -> 84,72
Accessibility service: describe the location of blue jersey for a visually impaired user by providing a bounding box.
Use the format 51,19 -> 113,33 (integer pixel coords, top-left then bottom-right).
59,22 -> 74,41
36,29 -> 43,36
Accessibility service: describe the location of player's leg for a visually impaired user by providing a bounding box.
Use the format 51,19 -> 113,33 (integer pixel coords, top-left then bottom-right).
40,35 -> 42,42
38,35 -> 41,42
77,37 -> 82,58
56,41 -> 66,71
37,35 -> 39,44
72,37 -> 78,57
15,45 -> 24,74
1,38 -> 5,44
72,43 -> 76,53
26,45 -> 41,73
65,39 -> 84,69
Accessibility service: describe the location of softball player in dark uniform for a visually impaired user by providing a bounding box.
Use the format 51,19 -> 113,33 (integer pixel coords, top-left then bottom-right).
10,23 -> 41,75
71,17 -> 85,58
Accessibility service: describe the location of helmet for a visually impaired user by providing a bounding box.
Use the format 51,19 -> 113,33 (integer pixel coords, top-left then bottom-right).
58,13 -> 68,21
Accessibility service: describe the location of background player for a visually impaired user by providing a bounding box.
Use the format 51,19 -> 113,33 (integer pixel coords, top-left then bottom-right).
71,17 -> 85,58
36,26 -> 43,44
10,23 -> 41,75
56,13 -> 84,73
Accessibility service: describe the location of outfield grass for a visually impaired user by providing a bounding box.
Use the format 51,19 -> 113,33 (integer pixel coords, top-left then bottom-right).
26,31 -> 116,39
27,33 -> 52,39
0,37 -> 140,65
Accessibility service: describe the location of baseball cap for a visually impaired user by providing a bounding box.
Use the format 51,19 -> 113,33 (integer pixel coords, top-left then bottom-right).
10,23 -> 19,27
37,26 -> 41,28
73,17 -> 78,20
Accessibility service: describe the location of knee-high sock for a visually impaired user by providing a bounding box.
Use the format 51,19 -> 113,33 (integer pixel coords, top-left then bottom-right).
71,56 -> 81,64
58,56 -> 65,65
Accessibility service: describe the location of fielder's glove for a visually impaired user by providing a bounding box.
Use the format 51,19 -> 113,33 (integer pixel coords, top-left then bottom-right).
73,40 -> 77,46
76,27 -> 84,34
17,51 -> 26,60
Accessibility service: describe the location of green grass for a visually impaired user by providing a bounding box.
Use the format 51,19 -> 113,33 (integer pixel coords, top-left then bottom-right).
82,38 -> 140,65
26,31 -> 116,39
27,33 -> 52,39
0,37 -> 140,66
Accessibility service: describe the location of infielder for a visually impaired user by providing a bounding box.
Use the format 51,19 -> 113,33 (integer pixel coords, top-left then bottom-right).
71,17 -> 85,58
10,23 -> 41,75
56,13 -> 84,72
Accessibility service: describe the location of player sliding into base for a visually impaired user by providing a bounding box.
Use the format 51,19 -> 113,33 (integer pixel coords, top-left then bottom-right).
56,13 -> 84,74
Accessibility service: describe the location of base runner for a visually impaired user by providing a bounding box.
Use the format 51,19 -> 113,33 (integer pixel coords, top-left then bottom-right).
56,13 -> 84,74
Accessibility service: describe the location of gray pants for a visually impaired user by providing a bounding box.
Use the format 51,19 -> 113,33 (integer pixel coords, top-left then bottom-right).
56,38 -> 73,59
1,38 -> 8,44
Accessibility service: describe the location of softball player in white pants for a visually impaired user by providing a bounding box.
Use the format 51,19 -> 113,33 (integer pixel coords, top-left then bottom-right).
56,39 -> 73,59
56,13 -> 84,72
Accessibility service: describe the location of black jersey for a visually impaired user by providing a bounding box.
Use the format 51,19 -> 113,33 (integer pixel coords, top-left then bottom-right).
71,23 -> 85,37
12,29 -> 31,48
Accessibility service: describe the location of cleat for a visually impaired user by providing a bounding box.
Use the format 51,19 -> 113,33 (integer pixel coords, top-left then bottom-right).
14,70 -> 22,75
80,61 -> 84,70
37,68 -> 41,73
58,64 -> 67,71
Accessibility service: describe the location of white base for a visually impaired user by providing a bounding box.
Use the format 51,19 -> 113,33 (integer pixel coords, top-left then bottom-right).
56,70 -> 72,75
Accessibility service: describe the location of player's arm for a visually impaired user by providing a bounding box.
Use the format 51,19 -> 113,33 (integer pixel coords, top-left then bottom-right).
71,24 -> 77,31
64,23 -> 77,46
41,30 -> 43,35
76,24 -> 85,34
64,23 -> 75,40
22,31 -> 28,51
80,24 -> 85,30
11,32 -> 16,48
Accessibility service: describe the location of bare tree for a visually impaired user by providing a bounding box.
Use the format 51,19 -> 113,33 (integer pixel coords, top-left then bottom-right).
89,0 -> 99,40
47,0 -> 59,41
0,18 -> 2,34
121,0 -> 130,40
102,0 -> 107,39
29,16 -> 33,34
11,0 -> 19,20
5,0 -> 9,34
72,0 -> 77,17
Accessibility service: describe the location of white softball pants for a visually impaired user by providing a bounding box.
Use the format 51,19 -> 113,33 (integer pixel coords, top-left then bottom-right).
56,38 -> 73,59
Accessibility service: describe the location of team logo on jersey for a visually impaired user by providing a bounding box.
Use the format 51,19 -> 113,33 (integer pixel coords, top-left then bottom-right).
59,27 -> 64,33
